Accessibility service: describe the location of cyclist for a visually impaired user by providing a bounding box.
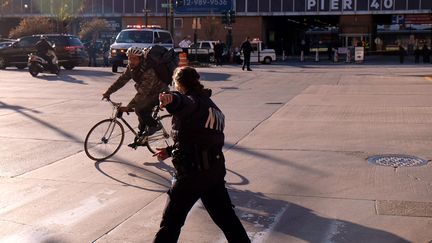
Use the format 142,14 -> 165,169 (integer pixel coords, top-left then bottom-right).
102,46 -> 169,136
35,35 -> 54,66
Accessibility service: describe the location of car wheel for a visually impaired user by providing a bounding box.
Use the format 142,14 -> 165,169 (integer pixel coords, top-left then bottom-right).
263,57 -> 272,64
112,65 -> 118,73
16,65 -> 26,69
0,57 -> 7,69
63,65 -> 75,70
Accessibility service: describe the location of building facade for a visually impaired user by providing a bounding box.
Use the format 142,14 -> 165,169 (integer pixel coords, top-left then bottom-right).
1,0 -> 431,55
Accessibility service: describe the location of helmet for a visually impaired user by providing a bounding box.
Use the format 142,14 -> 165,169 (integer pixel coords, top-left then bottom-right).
126,46 -> 143,57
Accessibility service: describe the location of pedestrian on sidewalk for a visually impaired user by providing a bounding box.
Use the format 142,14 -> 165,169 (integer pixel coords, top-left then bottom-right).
240,37 -> 253,71
422,43 -> 430,63
399,44 -> 405,64
153,66 -> 250,243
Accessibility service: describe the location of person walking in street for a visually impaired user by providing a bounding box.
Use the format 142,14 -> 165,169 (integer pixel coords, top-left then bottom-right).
87,40 -> 98,67
153,66 -> 250,243
178,36 -> 192,57
240,37 -> 253,71
214,40 -> 223,66
102,40 -> 110,67
422,43 -> 430,63
102,46 -> 169,137
399,44 -> 405,64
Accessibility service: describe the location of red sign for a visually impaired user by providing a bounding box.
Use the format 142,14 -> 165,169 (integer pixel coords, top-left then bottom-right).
405,14 -> 432,24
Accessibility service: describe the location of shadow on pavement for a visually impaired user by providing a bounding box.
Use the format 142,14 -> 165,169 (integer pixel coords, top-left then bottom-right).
229,189 -> 410,243
199,72 -> 231,82
94,158 -> 171,193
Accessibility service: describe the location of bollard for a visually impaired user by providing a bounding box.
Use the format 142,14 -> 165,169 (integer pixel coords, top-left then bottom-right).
334,50 -> 338,62
346,51 -> 350,63
300,51 -> 304,62
282,50 -> 286,61
315,49 -> 319,62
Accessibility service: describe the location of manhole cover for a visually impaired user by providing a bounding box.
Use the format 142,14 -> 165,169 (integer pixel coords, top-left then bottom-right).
367,154 -> 428,167
265,102 -> 284,105
220,87 -> 238,90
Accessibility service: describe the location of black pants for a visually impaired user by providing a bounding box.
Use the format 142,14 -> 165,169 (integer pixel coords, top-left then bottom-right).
242,53 -> 251,70
153,170 -> 250,243
135,101 -> 158,132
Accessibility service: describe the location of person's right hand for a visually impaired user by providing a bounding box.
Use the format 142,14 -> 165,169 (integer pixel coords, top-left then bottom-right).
102,92 -> 110,100
159,93 -> 173,108
153,147 -> 169,161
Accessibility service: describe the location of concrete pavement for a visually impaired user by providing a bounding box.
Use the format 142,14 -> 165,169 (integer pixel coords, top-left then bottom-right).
0,64 -> 432,242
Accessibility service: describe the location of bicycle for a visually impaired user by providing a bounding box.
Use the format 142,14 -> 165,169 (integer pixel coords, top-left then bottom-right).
84,98 -> 173,161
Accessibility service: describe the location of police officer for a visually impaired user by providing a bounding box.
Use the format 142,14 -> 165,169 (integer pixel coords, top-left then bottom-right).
154,66 -> 250,243
240,36 -> 253,71
102,46 -> 169,137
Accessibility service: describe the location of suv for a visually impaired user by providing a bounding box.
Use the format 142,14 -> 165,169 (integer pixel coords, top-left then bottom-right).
188,41 -> 229,63
109,25 -> 174,72
0,34 -> 87,70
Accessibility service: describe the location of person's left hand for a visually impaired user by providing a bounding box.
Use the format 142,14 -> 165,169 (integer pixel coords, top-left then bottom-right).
118,106 -> 133,113
153,147 -> 169,161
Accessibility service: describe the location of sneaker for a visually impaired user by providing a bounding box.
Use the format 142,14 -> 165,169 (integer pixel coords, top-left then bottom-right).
145,123 -> 162,136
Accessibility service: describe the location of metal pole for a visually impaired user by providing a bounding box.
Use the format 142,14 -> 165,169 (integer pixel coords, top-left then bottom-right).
165,0 -> 168,29
169,0 -> 174,36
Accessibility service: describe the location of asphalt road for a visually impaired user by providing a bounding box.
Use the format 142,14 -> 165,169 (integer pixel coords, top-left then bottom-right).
1,63 -> 432,242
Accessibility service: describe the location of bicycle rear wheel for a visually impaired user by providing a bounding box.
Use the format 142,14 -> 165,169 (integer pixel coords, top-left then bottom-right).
146,114 -> 173,154
84,119 -> 125,161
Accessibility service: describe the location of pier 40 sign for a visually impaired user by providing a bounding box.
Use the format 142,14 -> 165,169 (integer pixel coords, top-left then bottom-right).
307,0 -> 396,11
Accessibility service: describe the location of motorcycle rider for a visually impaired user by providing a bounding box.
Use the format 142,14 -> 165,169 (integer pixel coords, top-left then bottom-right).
35,35 -> 54,66
102,46 -> 169,137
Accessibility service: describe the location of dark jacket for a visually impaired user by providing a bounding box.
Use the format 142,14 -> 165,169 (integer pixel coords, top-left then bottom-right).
240,40 -> 253,55
35,39 -> 53,54
166,89 -> 225,178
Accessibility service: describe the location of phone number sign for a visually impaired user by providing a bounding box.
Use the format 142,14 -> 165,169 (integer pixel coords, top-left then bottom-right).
175,0 -> 232,14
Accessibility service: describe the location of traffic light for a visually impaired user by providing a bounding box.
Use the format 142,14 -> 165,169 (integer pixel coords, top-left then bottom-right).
229,10 -> 236,23
176,0 -> 184,7
221,11 -> 228,24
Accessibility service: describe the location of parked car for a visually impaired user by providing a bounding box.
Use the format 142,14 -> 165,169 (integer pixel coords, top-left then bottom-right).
0,41 -> 14,49
0,34 -> 87,70
187,40 -> 229,63
109,25 -> 174,72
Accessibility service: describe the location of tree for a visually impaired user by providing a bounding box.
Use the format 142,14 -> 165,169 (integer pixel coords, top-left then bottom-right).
9,17 -> 54,39
203,16 -> 219,41
79,18 -> 110,41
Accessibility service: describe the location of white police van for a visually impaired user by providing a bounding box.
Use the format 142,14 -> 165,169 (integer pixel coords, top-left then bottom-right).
109,25 -> 174,72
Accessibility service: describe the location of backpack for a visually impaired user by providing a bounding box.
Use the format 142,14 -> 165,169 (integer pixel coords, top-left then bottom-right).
146,45 -> 179,85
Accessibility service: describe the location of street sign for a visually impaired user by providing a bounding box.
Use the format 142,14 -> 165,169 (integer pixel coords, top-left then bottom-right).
175,0 -> 232,14
161,3 -> 170,8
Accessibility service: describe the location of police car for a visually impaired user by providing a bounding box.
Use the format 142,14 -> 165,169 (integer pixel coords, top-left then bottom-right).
109,25 -> 174,72
241,38 -> 276,64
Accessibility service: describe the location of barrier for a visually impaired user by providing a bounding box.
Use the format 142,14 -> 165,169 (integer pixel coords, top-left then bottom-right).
178,52 -> 188,67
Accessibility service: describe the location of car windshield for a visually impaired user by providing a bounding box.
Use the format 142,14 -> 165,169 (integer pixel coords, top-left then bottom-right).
115,30 -> 153,43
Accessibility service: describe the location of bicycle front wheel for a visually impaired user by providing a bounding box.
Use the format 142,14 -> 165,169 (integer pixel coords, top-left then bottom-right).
146,114 -> 173,154
84,119 -> 125,161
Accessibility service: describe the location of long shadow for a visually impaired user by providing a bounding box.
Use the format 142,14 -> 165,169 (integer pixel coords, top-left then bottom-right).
0,100 -> 82,143
0,101 -> 41,114
224,142 -> 329,177
229,189 -> 410,243
35,73 -> 87,85
94,155 -> 171,193
199,72 -> 231,82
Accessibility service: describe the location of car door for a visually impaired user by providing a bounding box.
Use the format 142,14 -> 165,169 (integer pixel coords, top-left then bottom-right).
9,36 -> 38,64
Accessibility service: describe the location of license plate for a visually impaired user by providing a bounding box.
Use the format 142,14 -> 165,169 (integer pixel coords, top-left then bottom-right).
123,60 -> 128,65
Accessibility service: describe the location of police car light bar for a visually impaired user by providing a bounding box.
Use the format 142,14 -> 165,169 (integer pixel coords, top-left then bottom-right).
126,25 -> 162,29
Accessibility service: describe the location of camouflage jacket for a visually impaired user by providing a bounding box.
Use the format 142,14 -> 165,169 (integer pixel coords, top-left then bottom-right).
105,61 -> 169,109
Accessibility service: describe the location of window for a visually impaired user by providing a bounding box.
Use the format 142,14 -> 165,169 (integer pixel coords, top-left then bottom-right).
17,37 -> 39,47
259,0 -> 269,12
103,0 -> 113,13
236,0 -> 245,12
271,0 -> 281,12
202,42 -> 211,49
157,32 -> 173,44
247,0 -> 258,12
114,0 -> 123,13
174,18 -> 183,29
135,0 -> 144,13
125,0 -> 133,13
115,30 -> 153,43
94,0 -> 102,13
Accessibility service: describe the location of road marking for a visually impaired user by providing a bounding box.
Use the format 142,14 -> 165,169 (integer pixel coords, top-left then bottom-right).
251,205 -> 289,243
320,220 -> 345,243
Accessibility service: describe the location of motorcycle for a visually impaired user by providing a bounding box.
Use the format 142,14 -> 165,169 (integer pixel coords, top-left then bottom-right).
28,49 -> 60,77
